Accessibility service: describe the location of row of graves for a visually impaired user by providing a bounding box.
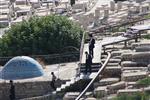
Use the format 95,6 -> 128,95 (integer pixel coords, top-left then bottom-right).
0,0 -> 99,32
0,0 -> 71,28
71,0 -> 150,31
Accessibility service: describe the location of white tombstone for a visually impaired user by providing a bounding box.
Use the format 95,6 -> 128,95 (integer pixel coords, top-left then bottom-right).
94,17 -> 99,27
136,0 -> 146,3
127,3 -> 133,9
117,1 -> 122,11
88,13 -> 94,24
135,5 -> 140,13
127,3 -> 134,16
104,9 -> 109,18
83,3 -> 88,12
84,15 -> 90,25
110,1 -> 115,11
15,0 -> 28,5
95,8 -> 100,19
81,15 -> 88,29
141,4 -> 149,14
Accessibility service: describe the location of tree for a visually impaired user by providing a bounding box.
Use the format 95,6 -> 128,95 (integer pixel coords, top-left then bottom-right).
0,15 -> 84,56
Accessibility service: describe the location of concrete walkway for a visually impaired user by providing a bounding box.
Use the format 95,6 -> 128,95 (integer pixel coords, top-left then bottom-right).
0,62 -> 78,83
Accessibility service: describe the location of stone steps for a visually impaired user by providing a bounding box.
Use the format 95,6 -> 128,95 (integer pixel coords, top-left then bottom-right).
121,52 -> 133,61
80,65 -> 100,73
63,92 -> 93,100
111,55 -> 121,59
101,58 -> 121,63
121,61 -> 147,67
94,78 -> 120,87
0,9 -> 9,15
122,70 -> 144,73
56,77 -> 77,93
126,82 -> 136,89
131,42 -> 150,50
111,50 -> 131,57
122,67 -> 148,71
106,94 -> 117,100
107,81 -> 126,94
122,71 -> 147,82
83,97 -> 96,100
0,5 -> 9,9
103,66 -> 121,78
106,63 -> 119,67
55,73 -> 98,94
0,1 -> 9,6
0,15 -> 9,21
135,46 -> 150,52
94,86 -> 107,98
117,89 -> 142,96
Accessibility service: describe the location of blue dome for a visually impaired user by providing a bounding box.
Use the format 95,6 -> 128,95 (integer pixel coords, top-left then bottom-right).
0,56 -> 44,80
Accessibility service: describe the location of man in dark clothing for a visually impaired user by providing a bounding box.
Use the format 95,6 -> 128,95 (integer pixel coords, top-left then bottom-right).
89,34 -> 95,58
54,0 -> 59,7
85,51 -> 92,74
50,72 -> 57,90
9,80 -> 15,100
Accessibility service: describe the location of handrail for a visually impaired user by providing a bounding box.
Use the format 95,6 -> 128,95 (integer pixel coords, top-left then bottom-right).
79,32 -> 86,63
75,52 -> 111,100
77,32 -> 86,76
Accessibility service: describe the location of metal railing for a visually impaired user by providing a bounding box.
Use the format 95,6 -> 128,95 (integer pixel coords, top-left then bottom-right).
75,52 -> 111,100
0,52 -> 79,65
77,32 -> 86,76
79,32 -> 86,63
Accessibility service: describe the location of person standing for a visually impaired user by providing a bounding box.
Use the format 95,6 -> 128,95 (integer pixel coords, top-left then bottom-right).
9,80 -> 15,100
54,0 -> 59,7
85,51 -> 92,74
50,72 -> 57,90
89,34 -> 95,58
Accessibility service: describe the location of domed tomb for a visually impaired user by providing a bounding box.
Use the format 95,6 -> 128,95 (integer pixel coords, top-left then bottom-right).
0,56 -> 44,80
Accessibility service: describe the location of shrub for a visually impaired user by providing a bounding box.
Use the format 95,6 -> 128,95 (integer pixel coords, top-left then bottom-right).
137,77 -> 150,86
113,92 -> 150,100
0,15 -> 84,56
143,34 -> 150,39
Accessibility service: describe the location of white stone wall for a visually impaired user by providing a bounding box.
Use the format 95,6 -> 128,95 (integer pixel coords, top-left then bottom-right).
0,81 -> 53,100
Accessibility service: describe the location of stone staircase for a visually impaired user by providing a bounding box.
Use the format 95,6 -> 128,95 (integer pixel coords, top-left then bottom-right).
21,39 -> 150,100
101,51 -> 122,78
91,49 -> 123,99
63,41 -> 149,99
54,77 -> 78,93
80,64 -> 101,73
91,42 -> 150,99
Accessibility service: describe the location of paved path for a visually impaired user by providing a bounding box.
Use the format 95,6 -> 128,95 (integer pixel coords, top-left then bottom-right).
81,41 -> 102,64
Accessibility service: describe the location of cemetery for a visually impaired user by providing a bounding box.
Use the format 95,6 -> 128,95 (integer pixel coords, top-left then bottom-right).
0,0 -> 150,100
